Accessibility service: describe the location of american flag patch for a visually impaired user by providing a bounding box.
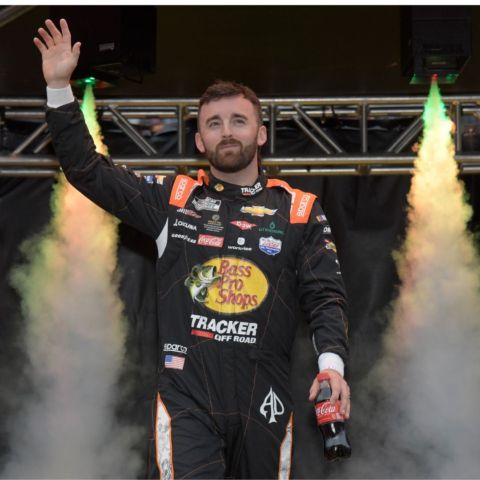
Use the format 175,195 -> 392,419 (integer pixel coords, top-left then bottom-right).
165,355 -> 185,370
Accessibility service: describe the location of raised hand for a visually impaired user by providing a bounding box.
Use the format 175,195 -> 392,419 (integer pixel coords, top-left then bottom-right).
33,19 -> 81,88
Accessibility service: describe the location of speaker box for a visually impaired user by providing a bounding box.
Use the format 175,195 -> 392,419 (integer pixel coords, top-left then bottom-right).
49,6 -> 157,84
401,6 -> 472,84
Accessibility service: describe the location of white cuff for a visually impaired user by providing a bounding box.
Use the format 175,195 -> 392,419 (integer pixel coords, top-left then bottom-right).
318,352 -> 344,377
46,85 -> 75,108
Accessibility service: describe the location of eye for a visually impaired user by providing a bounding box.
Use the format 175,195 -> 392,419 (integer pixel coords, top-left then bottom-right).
208,120 -> 220,128
234,118 -> 246,125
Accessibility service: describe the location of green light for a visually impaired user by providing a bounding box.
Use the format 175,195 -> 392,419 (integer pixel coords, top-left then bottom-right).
410,72 -> 459,85
73,76 -> 98,88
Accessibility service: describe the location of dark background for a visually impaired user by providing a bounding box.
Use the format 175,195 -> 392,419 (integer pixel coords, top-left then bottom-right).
0,5 -> 479,97
2,5 -> 480,479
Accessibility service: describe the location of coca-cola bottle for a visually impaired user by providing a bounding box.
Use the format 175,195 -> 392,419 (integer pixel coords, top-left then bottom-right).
314,371 -> 351,460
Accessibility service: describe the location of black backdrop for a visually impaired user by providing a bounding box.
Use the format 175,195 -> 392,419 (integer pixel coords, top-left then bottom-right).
2,123 -> 480,478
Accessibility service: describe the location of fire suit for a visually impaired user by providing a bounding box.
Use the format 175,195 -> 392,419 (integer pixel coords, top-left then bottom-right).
46,100 -> 348,479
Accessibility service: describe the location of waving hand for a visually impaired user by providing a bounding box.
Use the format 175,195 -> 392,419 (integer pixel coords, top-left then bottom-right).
33,19 -> 80,88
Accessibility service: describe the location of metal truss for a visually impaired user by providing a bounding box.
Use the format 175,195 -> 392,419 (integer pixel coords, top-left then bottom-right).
2,93 -> 480,177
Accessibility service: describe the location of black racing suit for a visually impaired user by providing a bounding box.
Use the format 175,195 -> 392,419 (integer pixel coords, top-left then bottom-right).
46,101 -> 348,479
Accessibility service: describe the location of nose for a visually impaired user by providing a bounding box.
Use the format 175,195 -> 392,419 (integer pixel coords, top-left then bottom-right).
221,122 -> 233,138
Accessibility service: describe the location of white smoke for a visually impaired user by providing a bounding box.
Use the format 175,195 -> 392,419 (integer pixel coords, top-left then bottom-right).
3,176 -> 142,478
335,82 -> 480,478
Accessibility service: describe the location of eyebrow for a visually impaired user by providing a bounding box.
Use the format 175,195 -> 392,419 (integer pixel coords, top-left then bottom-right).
204,113 -> 248,124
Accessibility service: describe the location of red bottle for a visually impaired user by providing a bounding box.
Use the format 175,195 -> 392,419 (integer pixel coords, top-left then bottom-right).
314,371 -> 352,461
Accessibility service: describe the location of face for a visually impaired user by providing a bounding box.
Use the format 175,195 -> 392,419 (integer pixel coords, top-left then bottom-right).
195,95 -> 267,174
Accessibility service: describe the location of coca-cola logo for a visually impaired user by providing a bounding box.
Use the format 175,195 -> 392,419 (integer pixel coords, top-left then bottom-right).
315,400 -> 344,425
317,403 -> 338,416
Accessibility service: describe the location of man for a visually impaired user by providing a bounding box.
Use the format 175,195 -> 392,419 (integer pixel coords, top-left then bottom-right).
34,18 -> 350,479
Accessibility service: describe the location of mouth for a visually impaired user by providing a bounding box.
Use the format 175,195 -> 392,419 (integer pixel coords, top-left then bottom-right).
219,143 -> 240,149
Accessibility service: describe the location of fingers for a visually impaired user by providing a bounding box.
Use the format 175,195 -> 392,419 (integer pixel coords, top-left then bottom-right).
316,369 -> 351,420
328,372 -> 351,418
45,19 -> 63,43
36,19 -> 71,52
308,377 -> 320,402
338,381 -> 351,420
59,18 -> 71,40
33,37 -> 46,54
72,41 -> 81,60
37,27 -> 54,48
344,393 -> 351,419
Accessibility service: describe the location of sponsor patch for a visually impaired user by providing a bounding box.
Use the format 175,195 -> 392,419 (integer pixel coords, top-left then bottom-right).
260,387 -> 285,424
193,196 -> 221,212
174,177 -> 188,201
171,233 -> 196,244
227,237 -> 252,252
165,355 -> 185,370
259,236 -> 282,256
227,245 -> 253,252
295,193 -> 311,218
323,226 -> 331,234
163,343 -> 188,355
185,257 -> 268,315
316,214 -> 328,223
241,181 -> 263,196
259,221 -> 284,236
198,234 -> 224,248
231,220 -> 256,230
240,205 -> 277,217
324,239 -> 337,253
204,214 -> 224,233
191,314 -> 258,344
173,219 -> 197,231
177,208 -> 201,219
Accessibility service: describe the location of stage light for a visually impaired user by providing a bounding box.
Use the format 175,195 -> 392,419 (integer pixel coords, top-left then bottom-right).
401,6 -> 472,85
72,76 -> 113,90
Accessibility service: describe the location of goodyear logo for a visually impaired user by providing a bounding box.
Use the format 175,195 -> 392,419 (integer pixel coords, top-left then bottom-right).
185,257 -> 268,314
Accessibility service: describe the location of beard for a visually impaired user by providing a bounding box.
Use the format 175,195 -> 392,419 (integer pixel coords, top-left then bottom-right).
204,138 -> 258,174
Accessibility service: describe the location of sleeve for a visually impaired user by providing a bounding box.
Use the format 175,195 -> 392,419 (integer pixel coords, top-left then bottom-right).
46,100 -> 170,239
296,200 -> 349,370
46,85 -> 75,108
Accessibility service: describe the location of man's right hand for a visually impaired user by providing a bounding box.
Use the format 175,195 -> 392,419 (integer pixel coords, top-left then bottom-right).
33,19 -> 80,89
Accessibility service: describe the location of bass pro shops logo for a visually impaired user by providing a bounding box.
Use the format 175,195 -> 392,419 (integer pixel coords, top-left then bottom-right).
260,387 -> 285,424
184,257 -> 268,314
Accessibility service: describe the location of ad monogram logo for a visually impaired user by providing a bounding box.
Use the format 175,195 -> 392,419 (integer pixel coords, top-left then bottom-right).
260,387 -> 285,424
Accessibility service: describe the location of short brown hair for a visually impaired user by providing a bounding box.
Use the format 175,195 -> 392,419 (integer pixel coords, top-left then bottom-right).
198,80 -> 263,126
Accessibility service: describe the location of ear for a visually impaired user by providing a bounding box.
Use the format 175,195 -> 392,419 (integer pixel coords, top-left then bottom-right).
257,125 -> 267,147
195,132 -> 206,153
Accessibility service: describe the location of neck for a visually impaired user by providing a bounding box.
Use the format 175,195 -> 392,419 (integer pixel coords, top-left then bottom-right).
209,160 -> 259,186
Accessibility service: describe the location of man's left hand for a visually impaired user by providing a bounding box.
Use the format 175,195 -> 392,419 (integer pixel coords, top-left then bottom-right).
308,369 -> 351,420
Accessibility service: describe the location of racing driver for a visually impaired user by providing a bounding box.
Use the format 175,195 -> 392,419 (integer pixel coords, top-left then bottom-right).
34,18 -> 351,479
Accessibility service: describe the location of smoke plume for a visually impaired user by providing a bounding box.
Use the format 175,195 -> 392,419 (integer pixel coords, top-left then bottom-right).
337,79 -> 480,478
3,85 -> 141,478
